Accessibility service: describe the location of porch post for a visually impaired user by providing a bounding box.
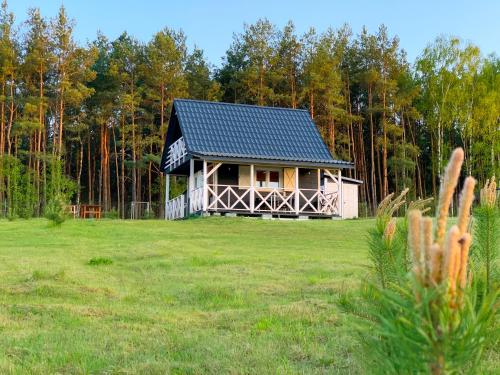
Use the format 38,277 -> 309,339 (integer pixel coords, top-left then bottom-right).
338,168 -> 343,219
202,159 -> 208,213
317,168 -> 321,212
164,173 -> 170,220
250,164 -> 255,213
294,167 -> 299,215
189,158 -> 195,214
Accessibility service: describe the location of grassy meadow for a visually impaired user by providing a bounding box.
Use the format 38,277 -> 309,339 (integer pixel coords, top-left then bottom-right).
0,217 -> 497,374
0,217 -> 370,374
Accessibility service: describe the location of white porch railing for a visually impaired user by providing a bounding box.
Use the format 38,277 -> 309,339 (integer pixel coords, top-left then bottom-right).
206,184 -> 339,216
166,194 -> 185,220
298,189 -> 338,215
189,187 -> 203,212
254,188 -> 295,212
207,185 -> 252,211
166,137 -> 187,171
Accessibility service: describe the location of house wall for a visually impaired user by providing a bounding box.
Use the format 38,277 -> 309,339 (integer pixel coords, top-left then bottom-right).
238,165 -> 250,186
216,164 -> 320,190
237,165 -> 286,188
324,179 -> 359,218
191,161 -> 356,218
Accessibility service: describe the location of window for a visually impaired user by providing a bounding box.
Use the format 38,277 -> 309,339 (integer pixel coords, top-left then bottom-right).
269,171 -> 280,188
255,169 -> 282,189
256,171 -> 267,187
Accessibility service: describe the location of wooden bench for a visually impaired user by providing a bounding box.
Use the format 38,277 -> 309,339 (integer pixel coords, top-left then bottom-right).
80,204 -> 102,219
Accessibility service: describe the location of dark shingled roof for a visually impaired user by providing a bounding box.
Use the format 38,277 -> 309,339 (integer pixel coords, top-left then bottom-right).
163,99 -> 352,170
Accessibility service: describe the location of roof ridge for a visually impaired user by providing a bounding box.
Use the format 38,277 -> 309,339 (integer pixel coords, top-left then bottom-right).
174,98 -> 310,113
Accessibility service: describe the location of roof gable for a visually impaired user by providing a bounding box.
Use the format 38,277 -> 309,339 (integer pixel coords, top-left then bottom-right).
163,99 -> 352,169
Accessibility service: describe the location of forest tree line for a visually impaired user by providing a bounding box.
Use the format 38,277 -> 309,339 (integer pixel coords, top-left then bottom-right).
0,1 -> 498,218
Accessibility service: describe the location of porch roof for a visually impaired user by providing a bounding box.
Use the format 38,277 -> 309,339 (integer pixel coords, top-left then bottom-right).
163,99 -> 353,171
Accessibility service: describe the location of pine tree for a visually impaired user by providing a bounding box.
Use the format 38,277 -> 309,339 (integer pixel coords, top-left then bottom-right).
51,5 -> 96,157
239,19 -> 277,105
416,37 -> 461,196
21,7 -> 53,214
185,47 -> 220,101
109,33 -> 143,215
274,21 -> 301,108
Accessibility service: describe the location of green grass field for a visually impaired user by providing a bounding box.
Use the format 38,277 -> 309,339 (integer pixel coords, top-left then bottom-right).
0,217 -> 496,374
0,217 -> 371,374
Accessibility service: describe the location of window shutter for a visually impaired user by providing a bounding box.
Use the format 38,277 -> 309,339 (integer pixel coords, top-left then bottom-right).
283,168 -> 296,191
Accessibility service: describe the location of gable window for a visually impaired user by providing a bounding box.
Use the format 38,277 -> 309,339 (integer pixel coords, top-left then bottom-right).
255,169 -> 282,189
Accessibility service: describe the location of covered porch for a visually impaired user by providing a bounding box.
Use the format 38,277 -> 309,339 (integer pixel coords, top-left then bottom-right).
165,155 -> 345,220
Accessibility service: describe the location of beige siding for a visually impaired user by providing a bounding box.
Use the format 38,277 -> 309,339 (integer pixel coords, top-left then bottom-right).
324,179 -> 339,194
239,165 -> 250,186
324,179 -> 359,218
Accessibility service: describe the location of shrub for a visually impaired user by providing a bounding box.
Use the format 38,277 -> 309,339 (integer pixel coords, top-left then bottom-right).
358,201 -> 370,218
472,176 -> 498,294
88,257 -> 113,266
0,155 -> 38,219
31,269 -> 65,281
104,209 -> 119,219
367,188 -> 410,287
359,148 -> 498,374
44,195 -> 67,226
142,209 -> 156,220
6,212 -> 18,221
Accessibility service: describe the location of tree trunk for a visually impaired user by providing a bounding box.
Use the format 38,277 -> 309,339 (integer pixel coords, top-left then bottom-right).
0,80 -> 4,211
148,161 -> 152,205
347,78 -> 356,179
87,132 -> 93,204
0,80 -> 5,156
310,91 -> 314,119
58,92 -> 64,156
160,84 -> 165,132
6,77 -> 15,156
100,122 -> 110,211
368,84 -> 377,210
431,134 -> 437,198
382,87 -> 388,197
112,125 -> 120,215
259,65 -> 264,106
36,62 -> 45,214
329,118 -> 335,155
76,139 -> 83,205
120,116 -> 126,218
376,137 -> 383,202
131,83 -> 137,208
98,126 -> 103,207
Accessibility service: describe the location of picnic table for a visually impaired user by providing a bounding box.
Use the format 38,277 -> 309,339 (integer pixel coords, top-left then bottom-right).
80,204 -> 102,219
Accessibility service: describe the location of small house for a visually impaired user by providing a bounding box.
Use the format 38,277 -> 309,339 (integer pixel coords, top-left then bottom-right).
160,99 -> 361,220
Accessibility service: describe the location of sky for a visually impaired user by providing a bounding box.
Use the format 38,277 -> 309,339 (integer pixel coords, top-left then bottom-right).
10,0 -> 500,67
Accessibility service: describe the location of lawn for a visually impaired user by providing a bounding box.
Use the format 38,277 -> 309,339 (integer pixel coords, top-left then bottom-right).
0,217 -> 373,374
